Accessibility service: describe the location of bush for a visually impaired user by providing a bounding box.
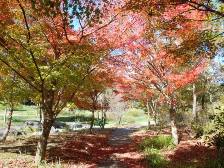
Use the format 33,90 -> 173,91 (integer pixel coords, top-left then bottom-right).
140,135 -> 175,168
191,121 -> 204,138
203,108 -> 224,150
145,148 -> 168,168
140,135 -> 174,150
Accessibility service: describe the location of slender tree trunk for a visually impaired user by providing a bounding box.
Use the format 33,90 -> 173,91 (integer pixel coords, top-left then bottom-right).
201,95 -> 205,110
192,84 -> 198,121
153,102 -> 157,125
101,110 -> 106,129
90,111 -> 95,133
4,108 -> 8,124
35,111 -> 54,164
39,104 -> 43,124
97,111 -> 100,120
169,103 -> 179,145
149,100 -> 157,126
118,115 -> 123,125
0,108 -> 13,142
146,100 -> 151,129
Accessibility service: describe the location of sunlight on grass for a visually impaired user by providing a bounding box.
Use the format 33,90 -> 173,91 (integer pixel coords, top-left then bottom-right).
140,135 -> 175,150
140,135 -> 174,168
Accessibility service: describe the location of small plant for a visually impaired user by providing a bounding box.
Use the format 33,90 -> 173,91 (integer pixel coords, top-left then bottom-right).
203,107 -> 224,150
145,148 -> 168,168
140,135 -> 174,168
191,121 -> 204,138
140,135 -> 174,150
38,158 -> 62,168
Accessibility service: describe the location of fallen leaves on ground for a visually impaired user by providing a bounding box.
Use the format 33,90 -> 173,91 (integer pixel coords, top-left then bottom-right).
0,127 -> 219,168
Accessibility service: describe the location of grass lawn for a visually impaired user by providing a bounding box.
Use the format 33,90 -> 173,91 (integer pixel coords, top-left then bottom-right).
0,105 -> 149,128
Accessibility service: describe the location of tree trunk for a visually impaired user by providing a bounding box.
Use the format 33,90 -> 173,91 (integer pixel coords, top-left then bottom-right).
201,94 -> 205,110
169,103 -> 179,145
192,84 -> 198,121
118,115 -> 122,125
101,110 -> 106,129
39,104 -> 43,124
35,111 -> 54,164
97,111 -> 100,120
146,100 -> 151,129
90,111 -> 95,133
4,108 -> 8,124
0,108 -> 13,142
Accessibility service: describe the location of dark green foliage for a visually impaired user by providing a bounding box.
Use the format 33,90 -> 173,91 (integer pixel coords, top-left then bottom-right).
93,119 -> 107,128
212,133 -> 224,150
56,116 -> 92,122
204,106 -> 224,150
191,121 -> 204,138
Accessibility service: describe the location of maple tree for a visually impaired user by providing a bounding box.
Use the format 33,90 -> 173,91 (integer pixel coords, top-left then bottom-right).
0,0 -> 118,163
111,0 -> 217,144
0,70 -> 29,142
74,63 -> 114,132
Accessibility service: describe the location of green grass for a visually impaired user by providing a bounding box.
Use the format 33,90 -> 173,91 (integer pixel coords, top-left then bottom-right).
122,108 -> 148,125
144,148 -> 168,168
140,135 -> 175,150
0,105 -> 39,127
0,106 -> 148,128
0,105 -> 114,127
139,135 -> 224,168
140,135 -> 174,168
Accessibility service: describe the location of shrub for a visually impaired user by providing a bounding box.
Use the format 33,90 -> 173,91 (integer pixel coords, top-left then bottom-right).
140,135 -> 175,168
140,135 -> 174,150
203,108 -> 224,150
191,121 -> 204,138
145,148 -> 168,168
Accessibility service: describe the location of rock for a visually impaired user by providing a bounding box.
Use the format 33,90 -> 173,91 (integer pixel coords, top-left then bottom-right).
9,127 -> 24,136
25,120 -> 41,127
50,126 -> 57,134
53,121 -> 67,129
24,120 -> 42,132
0,126 -> 25,138
65,122 -> 84,130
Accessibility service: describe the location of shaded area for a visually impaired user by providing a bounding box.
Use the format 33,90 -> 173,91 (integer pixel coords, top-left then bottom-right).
56,116 -> 92,123
166,140 -> 218,167
109,127 -> 138,146
1,127 -> 220,168
97,127 -> 146,168
45,128 -> 146,167
132,128 -> 220,168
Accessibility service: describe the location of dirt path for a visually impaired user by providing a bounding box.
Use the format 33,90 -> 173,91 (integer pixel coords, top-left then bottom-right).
97,127 -> 144,168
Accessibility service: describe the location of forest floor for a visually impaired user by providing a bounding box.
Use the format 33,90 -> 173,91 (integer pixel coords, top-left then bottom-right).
0,126 -> 219,168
